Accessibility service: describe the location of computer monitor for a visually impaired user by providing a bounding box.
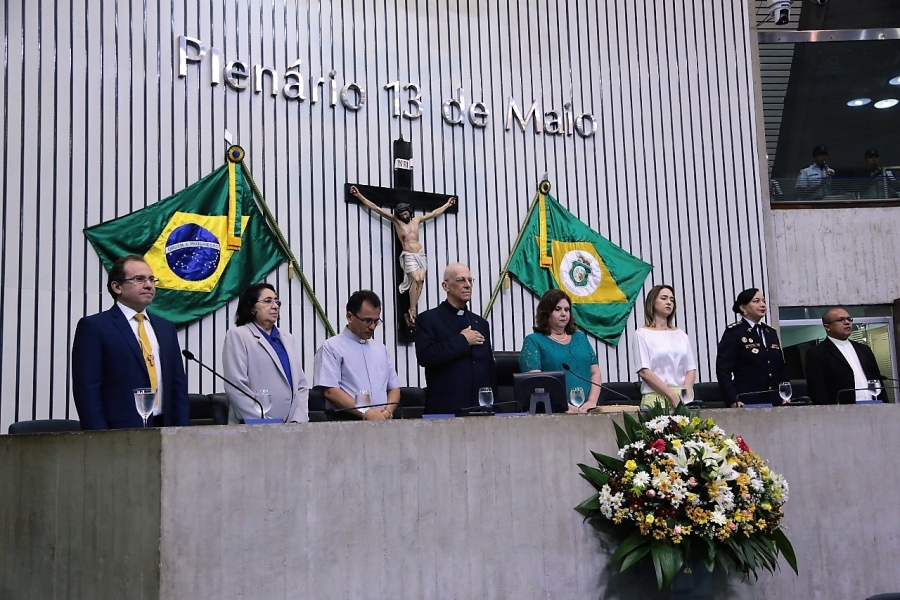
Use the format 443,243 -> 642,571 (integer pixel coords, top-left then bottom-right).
513,371 -> 568,414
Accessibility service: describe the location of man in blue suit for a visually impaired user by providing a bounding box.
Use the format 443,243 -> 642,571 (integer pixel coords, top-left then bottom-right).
73,255 -> 190,430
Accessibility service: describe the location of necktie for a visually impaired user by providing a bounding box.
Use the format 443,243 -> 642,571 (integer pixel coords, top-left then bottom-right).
134,314 -> 158,389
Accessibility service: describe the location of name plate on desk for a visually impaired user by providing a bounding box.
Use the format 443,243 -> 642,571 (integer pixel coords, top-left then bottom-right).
242,418 -> 284,425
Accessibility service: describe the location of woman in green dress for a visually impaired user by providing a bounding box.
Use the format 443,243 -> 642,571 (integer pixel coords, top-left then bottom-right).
519,289 -> 603,413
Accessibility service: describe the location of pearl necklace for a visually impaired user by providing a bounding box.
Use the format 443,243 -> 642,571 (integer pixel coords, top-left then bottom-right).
549,331 -> 569,342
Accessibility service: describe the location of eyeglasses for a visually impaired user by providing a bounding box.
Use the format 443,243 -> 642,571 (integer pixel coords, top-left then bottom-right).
258,298 -> 282,307
826,316 -> 853,324
119,276 -> 160,285
352,313 -> 383,327
448,277 -> 475,285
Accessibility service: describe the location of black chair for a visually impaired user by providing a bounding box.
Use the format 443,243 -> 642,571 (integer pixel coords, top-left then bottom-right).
692,382 -> 727,409
308,388 -> 327,422
865,594 -> 900,600
206,393 -> 229,424
7,419 -> 82,435
189,393 -> 218,426
600,382 -> 641,406
398,387 -> 425,419
494,351 -> 523,412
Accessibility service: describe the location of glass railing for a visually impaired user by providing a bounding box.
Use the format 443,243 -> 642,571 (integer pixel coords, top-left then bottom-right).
769,174 -> 900,203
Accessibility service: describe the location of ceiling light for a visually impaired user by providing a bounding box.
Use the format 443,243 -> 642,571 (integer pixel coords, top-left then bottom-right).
889,76 -> 900,86
874,99 -> 899,109
847,98 -> 870,107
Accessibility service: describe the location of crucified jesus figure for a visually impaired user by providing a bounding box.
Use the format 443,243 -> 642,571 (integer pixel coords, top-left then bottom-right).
350,186 -> 456,328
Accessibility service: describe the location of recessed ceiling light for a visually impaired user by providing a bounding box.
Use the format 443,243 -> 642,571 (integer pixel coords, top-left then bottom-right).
847,98 -> 871,107
874,99 -> 899,109
890,76 -> 900,86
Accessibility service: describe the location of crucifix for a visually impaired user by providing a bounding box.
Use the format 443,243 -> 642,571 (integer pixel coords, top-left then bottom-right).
345,137 -> 457,343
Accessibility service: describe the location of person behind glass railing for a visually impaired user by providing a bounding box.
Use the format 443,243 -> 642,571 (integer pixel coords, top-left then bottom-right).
795,145 -> 834,200
715,288 -> 789,408
518,289 -> 602,413
861,149 -> 898,199
222,282 -> 309,423
633,285 -> 697,410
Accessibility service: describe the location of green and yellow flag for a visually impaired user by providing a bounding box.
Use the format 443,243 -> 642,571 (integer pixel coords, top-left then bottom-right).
506,181 -> 652,345
84,148 -> 288,328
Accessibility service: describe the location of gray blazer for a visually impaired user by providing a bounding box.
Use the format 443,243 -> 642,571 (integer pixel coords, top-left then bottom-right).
222,323 -> 309,423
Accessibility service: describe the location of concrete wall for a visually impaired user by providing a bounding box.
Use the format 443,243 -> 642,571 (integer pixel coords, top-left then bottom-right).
4,407 -> 900,599
771,206 -> 900,306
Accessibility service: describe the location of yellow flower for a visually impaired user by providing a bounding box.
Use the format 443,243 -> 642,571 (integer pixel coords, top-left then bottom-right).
691,417 -> 701,426
760,502 -> 772,511
625,460 -> 637,471
645,514 -> 655,525
671,439 -> 682,448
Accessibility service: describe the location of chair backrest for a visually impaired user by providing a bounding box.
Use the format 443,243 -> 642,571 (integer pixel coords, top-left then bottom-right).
600,382 -> 641,405
8,419 -> 82,435
493,351 -> 521,387
692,382 -> 727,409
207,393 -> 229,425
308,388 -> 327,422
188,393 -> 216,426
398,387 -> 425,419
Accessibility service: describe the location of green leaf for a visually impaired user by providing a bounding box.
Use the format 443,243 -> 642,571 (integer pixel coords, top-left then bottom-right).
577,463 -> 610,488
613,420 -> 631,448
620,543 -> 652,572
574,494 -> 600,516
650,540 -> 684,590
772,528 -> 799,574
595,453 -> 625,471
610,531 -> 651,565
622,411 -> 643,440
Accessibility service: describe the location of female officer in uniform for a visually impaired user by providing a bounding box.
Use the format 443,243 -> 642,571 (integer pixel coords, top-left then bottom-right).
715,288 -> 790,407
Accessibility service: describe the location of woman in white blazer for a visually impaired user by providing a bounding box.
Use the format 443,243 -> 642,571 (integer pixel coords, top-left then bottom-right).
223,283 -> 309,423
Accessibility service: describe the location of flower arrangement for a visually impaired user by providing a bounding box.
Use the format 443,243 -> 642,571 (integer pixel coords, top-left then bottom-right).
576,404 -> 798,590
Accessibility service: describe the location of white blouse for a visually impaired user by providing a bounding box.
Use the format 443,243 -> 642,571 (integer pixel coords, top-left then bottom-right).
633,328 -> 698,394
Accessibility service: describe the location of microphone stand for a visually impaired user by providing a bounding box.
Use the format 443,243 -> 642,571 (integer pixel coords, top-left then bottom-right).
836,387 -> 892,404
454,400 -> 524,416
325,402 -> 402,420
182,349 -> 272,422
560,363 -> 636,405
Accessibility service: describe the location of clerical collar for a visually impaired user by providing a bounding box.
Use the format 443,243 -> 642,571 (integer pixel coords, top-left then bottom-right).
828,335 -> 852,348
342,326 -> 368,344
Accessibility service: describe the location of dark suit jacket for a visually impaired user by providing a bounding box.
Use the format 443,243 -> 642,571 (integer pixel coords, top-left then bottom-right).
415,301 -> 497,414
804,337 -> 885,405
72,305 -> 190,429
716,320 -> 789,406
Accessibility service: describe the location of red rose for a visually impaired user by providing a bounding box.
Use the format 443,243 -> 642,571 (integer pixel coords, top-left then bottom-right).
736,435 -> 750,452
650,439 -> 667,453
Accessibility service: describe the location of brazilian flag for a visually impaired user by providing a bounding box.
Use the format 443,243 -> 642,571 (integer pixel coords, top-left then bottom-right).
506,181 -> 652,345
84,148 -> 288,328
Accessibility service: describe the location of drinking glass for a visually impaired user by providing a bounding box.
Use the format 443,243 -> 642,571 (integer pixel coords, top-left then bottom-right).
355,389 -> 371,410
680,386 -> 694,405
569,387 -> 586,410
778,382 -> 792,404
867,380 -> 882,401
254,389 -> 272,418
478,387 -> 494,409
133,388 -> 158,428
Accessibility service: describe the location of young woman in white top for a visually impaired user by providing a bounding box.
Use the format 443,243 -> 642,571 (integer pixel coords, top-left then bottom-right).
633,284 -> 698,409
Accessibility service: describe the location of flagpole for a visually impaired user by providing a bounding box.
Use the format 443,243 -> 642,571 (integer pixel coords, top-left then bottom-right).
482,183 -> 545,319
238,160 -> 337,337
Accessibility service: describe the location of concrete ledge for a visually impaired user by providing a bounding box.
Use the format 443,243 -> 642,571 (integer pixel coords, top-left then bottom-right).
3,406 -> 900,599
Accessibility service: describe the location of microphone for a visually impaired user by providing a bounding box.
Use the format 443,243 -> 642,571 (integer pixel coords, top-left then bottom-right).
182,349 -> 268,421
325,401 -> 401,419
561,363 -> 633,404
836,387 -> 887,404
